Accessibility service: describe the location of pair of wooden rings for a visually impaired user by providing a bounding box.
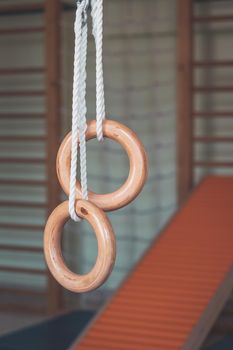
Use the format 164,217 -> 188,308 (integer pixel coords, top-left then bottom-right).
44,120 -> 148,292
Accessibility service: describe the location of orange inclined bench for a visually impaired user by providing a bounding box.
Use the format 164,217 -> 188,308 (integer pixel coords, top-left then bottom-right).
73,176 -> 233,350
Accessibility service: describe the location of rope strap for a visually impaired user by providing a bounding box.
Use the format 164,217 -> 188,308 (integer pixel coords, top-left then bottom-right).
69,0 -> 105,221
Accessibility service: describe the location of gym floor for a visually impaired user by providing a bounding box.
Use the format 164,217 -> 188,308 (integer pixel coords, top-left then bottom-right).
0,310 -> 232,350
0,310 -> 94,350
0,312 -> 47,337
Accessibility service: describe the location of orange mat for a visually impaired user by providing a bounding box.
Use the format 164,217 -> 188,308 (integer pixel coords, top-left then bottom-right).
74,176 -> 233,350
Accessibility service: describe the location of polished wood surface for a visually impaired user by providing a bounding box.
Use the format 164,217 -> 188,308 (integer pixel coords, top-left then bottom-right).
57,119 -> 148,211
44,200 -> 116,293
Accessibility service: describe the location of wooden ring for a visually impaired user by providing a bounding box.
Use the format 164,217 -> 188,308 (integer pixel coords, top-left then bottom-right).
44,200 -> 116,293
57,119 -> 148,211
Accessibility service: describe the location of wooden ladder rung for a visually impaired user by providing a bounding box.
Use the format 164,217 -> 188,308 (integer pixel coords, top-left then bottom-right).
0,266 -> 46,275
0,90 -> 45,97
0,244 -> 43,253
0,179 -> 47,186
194,86 -> 233,93
0,303 -> 46,314
0,113 -> 45,119
0,223 -> 44,231
0,157 -> 45,164
193,111 -> 233,118
0,67 -> 45,75
0,201 -> 47,208
193,60 -> 233,68
194,136 -> 233,143
0,3 -> 45,15
194,161 -> 233,168
0,286 -> 46,297
0,27 -> 45,35
193,15 -> 233,22
0,135 -> 47,142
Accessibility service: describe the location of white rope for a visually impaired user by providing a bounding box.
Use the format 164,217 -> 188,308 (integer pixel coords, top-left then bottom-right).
69,0 -> 88,221
91,0 -> 105,141
69,0 -> 105,221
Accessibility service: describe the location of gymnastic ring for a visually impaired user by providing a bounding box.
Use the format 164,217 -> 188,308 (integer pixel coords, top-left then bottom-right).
44,200 -> 116,293
57,119 -> 148,211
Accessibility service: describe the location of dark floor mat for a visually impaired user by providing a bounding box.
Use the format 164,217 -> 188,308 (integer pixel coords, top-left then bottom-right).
0,310 -> 94,350
206,335 -> 233,350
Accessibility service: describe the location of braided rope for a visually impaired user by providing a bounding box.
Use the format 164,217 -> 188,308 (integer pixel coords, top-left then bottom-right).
79,20 -> 88,201
91,0 -> 105,141
69,1 -> 88,221
69,0 -> 105,221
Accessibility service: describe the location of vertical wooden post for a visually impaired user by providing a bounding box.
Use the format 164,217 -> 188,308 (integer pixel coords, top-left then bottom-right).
177,0 -> 194,205
45,0 -> 62,313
